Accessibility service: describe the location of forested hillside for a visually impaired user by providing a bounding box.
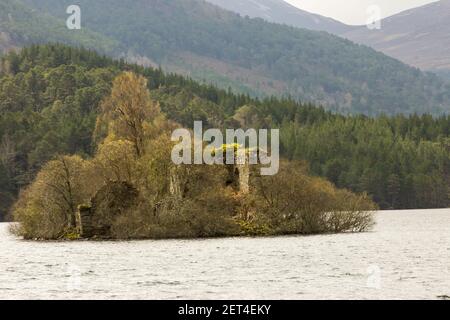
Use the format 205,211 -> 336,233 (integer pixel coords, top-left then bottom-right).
6,0 -> 450,115
0,0 -> 117,54
0,44 -> 448,221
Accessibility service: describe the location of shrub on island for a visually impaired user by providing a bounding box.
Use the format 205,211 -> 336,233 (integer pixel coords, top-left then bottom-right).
11,72 -> 376,240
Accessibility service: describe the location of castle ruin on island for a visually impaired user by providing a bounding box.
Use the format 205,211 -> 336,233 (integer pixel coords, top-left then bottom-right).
76,145 -> 261,238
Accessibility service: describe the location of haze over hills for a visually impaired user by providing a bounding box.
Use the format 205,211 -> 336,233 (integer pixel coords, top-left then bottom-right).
0,0 -> 118,54
205,0 -> 352,34
208,0 -> 450,74
2,0 -> 450,115
342,0 -> 450,72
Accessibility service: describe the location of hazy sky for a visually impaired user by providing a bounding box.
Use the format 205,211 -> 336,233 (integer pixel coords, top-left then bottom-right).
284,0 -> 439,25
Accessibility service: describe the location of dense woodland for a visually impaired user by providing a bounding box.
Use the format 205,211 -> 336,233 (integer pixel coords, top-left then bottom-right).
8,64 -> 376,239
1,0 -> 449,116
0,44 -> 448,224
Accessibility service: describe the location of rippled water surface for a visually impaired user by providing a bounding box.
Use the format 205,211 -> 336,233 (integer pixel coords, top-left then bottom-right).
1,209 -> 449,299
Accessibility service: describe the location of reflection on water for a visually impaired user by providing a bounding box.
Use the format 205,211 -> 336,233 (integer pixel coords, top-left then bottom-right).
1,209 -> 449,300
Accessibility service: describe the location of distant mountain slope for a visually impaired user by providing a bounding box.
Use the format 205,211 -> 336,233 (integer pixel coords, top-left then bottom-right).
11,0 -> 450,115
205,0 -> 351,34
343,0 -> 450,72
0,0 -> 118,54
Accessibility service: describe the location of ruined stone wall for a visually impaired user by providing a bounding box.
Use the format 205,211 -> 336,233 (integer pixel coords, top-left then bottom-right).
76,181 -> 138,238
76,205 -> 94,238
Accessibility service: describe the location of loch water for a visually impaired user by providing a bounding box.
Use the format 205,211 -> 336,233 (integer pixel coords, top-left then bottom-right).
1,209 -> 449,299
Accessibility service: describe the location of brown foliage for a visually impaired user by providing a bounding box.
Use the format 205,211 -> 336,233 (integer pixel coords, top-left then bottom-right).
12,72 -> 377,240
248,161 -> 376,234
94,72 -> 165,157
11,155 -> 91,239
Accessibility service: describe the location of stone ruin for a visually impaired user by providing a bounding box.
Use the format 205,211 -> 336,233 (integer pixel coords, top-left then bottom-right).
224,156 -> 251,194
76,146 -> 261,238
76,181 -> 138,238
169,144 -> 258,198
